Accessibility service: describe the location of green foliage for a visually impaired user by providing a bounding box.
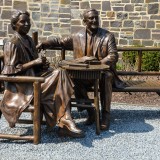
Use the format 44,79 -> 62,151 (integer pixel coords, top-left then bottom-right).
142,51 -> 160,71
116,63 -> 124,70
121,46 -> 160,71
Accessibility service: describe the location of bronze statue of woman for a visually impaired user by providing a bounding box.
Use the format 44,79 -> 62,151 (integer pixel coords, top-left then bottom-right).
0,10 -> 84,138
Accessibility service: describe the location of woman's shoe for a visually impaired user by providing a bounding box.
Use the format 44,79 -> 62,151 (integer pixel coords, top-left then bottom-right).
57,126 -> 85,138
58,117 -> 85,138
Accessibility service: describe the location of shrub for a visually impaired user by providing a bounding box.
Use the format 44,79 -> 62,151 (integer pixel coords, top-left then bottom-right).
120,46 -> 160,71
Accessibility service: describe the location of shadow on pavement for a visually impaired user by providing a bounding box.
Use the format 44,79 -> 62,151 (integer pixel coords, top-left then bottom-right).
0,109 -> 159,147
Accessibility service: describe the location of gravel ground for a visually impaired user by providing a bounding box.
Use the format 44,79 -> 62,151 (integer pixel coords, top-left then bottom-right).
0,103 -> 160,160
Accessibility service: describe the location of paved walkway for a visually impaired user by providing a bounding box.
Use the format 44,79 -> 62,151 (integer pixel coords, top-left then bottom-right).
0,103 -> 160,160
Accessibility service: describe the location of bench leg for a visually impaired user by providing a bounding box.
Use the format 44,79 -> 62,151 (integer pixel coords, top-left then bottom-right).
33,82 -> 41,145
94,79 -> 100,135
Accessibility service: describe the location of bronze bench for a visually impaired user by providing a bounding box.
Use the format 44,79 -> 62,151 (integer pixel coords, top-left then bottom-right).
56,46 -> 160,95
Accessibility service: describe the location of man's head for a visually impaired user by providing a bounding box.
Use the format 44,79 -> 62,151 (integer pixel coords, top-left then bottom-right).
83,8 -> 99,32
11,10 -> 31,35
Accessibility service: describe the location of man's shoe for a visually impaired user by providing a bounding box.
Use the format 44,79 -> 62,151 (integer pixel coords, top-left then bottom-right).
58,117 -> 84,138
100,111 -> 110,131
85,115 -> 95,125
85,107 -> 95,125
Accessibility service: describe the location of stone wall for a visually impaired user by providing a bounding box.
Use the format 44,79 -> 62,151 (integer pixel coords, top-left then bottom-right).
0,0 -> 160,48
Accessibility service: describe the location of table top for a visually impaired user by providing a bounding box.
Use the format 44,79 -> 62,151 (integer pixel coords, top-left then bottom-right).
61,64 -> 109,71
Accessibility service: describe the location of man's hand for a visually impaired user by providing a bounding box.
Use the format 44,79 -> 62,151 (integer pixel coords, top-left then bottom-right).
34,57 -> 43,65
75,56 -> 97,63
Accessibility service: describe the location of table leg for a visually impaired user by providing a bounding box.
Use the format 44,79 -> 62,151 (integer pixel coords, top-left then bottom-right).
94,79 -> 100,135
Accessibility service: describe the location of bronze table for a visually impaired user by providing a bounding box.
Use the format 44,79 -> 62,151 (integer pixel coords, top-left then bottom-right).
61,64 -> 109,135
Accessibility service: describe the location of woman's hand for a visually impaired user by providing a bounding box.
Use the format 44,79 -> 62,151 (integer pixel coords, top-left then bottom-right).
41,56 -> 50,70
36,43 -> 43,53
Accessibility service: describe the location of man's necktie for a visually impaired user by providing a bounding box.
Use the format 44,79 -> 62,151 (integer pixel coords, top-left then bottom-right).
87,35 -> 93,56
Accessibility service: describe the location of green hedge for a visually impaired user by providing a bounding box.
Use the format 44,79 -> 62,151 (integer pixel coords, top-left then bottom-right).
121,48 -> 160,71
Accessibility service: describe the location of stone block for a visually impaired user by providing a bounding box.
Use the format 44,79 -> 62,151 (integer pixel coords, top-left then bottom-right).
0,0 -> 3,5
0,31 -> 6,37
13,1 -> 27,11
111,21 -> 122,27
59,18 -> 71,23
43,32 -> 53,37
121,28 -> 133,32
102,21 -> 109,28
152,34 -> 160,40
59,14 -> 71,18
71,2 -> 79,7
48,13 -> 59,19
34,22 -> 43,29
60,24 -> 70,27
29,7 -> 40,11
120,34 -> 133,39
135,21 -> 146,28
145,0 -> 158,3
71,20 -> 81,25
122,0 -> 130,2
113,32 -> 119,38
71,26 -> 84,34
107,12 -> 115,18
113,7 -> 124,11
4,0 -> 12,6
148,4 -> 159,14
41,4 -> 49,12
125,4 -> 134,12
71,9 -> 81,19
123,20 -> 134,27
131,0 -> 144,3
44,23 -> 53,32
117,13 -> 128,20
1,10 -> 12,19
156,24 -> 160,29
50,5 -> 59,11
80,1 -> 90,9
135,6 -> 146,11
53,23 -> 60,27
59,7 -> 70,13
147,21 -> 155,28
142,40 -> 153,46
150,15 -> 160,20
102,1 -> 111,11
32,12 -> 41,21
134,29 -> 151,39
119,39 -> 128,45
0,21 -> 2,30
60,0 -> 70,5
91,4 -> 101,10
132,40 -> 141,45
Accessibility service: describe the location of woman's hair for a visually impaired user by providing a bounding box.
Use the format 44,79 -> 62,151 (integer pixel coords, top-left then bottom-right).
11,10 -> 30,30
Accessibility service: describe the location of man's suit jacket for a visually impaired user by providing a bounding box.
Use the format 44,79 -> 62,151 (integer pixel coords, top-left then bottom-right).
60,28 -> 118,65
46,27 -> 125,88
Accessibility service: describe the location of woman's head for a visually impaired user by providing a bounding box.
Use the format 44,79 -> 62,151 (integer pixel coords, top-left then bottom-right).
11,10 -> 31,35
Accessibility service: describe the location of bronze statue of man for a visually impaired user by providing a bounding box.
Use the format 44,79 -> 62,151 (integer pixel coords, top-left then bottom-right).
0,10 -> 84,138
37,8 -> 125,130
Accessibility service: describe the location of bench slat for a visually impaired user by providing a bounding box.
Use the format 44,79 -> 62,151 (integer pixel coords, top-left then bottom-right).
113,80 -> 160,92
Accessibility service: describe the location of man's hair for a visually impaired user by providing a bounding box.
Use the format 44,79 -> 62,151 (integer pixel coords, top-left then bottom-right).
11,10 -> 30,30
83,8 -> 98,19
